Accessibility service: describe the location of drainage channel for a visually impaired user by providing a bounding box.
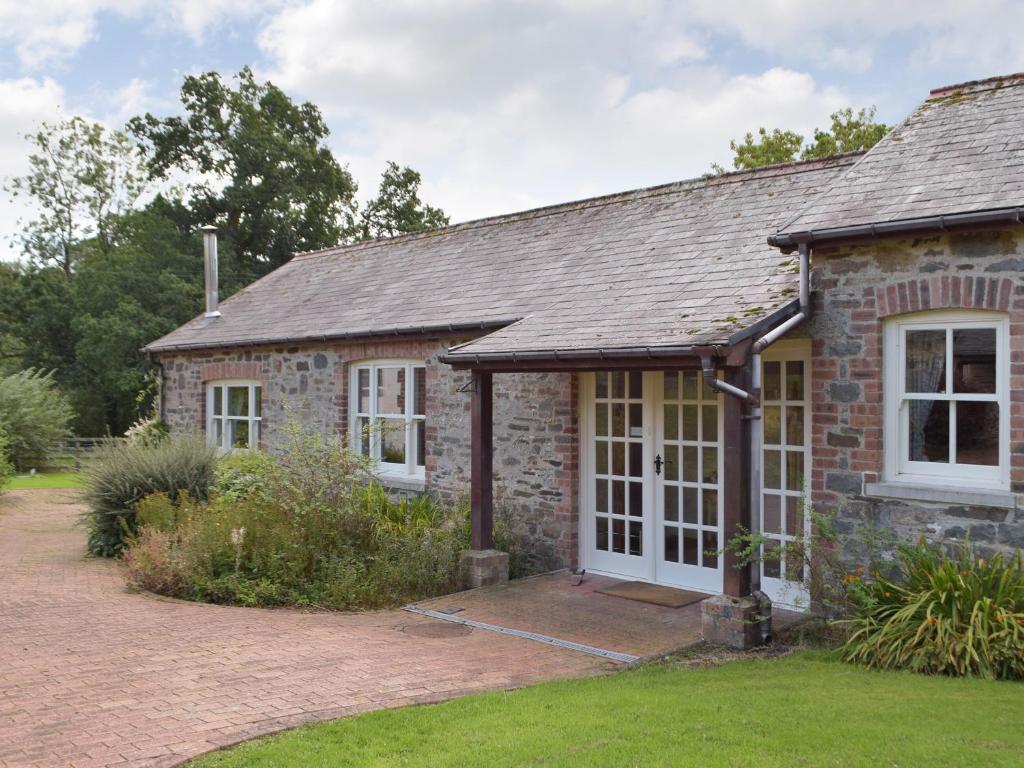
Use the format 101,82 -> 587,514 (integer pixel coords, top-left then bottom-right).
401,605 -> 639,664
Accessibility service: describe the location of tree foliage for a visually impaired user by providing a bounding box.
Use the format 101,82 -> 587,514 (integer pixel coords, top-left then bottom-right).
129,67 -> 359,276
715,106 -> 890,172
0,369 -> 75,469
360,162 -> 449,240
5,117 -> 147,274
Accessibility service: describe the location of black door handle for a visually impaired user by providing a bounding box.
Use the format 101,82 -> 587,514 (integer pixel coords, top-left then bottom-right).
654,454 -> 663,475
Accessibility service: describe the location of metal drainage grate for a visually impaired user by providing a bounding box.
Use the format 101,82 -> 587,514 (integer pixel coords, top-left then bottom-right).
401,605 -> 639,664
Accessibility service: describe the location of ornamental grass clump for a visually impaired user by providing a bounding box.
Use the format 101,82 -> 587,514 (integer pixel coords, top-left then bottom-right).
84,435 -> 218,556
841,540 -> 1024,680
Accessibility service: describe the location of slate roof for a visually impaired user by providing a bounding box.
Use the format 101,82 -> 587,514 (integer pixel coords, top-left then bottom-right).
146,156 -> 857,357
774,73 -> 1024,244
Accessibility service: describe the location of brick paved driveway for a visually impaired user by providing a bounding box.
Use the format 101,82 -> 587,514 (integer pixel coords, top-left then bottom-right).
0,490 -> 610,768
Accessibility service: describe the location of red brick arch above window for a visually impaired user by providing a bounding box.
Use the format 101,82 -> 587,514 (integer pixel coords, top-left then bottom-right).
875,275 -> 1014,318
200,362 -> 265,382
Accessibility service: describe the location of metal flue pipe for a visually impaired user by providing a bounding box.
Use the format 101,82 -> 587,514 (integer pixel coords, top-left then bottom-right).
202,225 -> 221,319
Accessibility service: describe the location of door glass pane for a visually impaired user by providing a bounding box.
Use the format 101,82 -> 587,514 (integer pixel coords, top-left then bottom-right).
763,541 -> 781,578
908,400 -> 949,463
596,403 -> 608,436
664,371 -> 679,400
227,386 -> 249,417
612,442 -> 625,476
611,404 -> 626,436
702,374 -> 716,400
702,531 -> 718,569
357,369 -> 370,413
682,487 -> 698,524
628,371 -> 642,399
682,405 -> 698,440
664,444 -> 678,481
786,496 -> 803,536
763,362 -> 781,400
701,405 -> 717,441
628,442 -> 642,478
596,517 -> 608,551
611,372 -> 625,399
702,490 -> 718,527
906,330 -> 947,394
953,328 -> 996,394
682,446 -> 697,482
786,451 -> 804,491
377,367 -> 406,415
785,545 -> 804,583
612,480 -> 625,515
683,528 -> 699,565
380,419 -> 407,464
956,402 -> 999,466
702,447 -> 718,484
682,371 -> 698,400
612,518 -> 626,553
414,368 -> 426,416
595,440 -> 608,475
785,360 -> 804,400
628,521 -> 643,555
763,494 -> 781,534
595,372 -> 608,399
664,404 -> 678,440
595,478 -> 608,513
628,481 -> 643,517
764,450 -> 781,489
763,406 -> 782,444
629,404 -> 643,437
786,406 -> 804,446
664,485 -> 678,522
664,525 -> 679,562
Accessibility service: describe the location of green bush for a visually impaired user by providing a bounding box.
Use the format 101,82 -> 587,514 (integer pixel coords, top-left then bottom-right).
83,435 -> 218,556
123,425 -> 470,610
0,369 -> 74,470
0,432 -> 13,491
841,541 -> 1024,680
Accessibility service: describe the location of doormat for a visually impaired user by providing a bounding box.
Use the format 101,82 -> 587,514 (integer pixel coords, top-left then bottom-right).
596,581 -> 706,609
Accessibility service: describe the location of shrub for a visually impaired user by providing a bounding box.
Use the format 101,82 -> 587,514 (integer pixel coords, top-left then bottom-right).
841,541 -> 1024,680
83,435 -> 218,556
0,432 -> 13,491
0,369 -> 74,470
124,413 -> 169,446
122,424 -> 471,610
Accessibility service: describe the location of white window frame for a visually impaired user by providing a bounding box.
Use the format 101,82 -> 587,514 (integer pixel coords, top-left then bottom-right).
883,310 -> 1009,490
349,360 -> 426,480
206,380 -> 262,452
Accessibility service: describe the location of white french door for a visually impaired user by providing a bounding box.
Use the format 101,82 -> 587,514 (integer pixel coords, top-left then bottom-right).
758,341 -> 812,608
581,370 -> 723,593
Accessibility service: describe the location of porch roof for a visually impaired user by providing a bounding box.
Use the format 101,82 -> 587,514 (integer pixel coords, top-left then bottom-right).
770,73 -> 1024,249
145,156 -> 855,356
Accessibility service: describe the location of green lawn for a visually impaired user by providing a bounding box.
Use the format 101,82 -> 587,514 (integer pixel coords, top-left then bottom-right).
193,653 -> 1023,767
5,471 -> 84,490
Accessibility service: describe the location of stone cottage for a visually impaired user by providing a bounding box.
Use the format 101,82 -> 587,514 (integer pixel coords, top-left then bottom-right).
146,73 -> 1024,638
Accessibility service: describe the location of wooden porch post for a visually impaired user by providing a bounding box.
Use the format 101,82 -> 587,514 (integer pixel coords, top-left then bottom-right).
721,365 -> 752,598
470,370 -> 494,550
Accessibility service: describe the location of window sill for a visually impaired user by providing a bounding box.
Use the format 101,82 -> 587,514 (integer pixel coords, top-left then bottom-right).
864,481 -> 1017,510
374,472 -> 426,493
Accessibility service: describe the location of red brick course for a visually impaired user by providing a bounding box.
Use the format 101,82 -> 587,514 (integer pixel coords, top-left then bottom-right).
0,491 -> 608,768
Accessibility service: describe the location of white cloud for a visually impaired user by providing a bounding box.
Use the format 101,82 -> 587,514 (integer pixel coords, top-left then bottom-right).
258,2 -> 846,222
0,77 -> 66,258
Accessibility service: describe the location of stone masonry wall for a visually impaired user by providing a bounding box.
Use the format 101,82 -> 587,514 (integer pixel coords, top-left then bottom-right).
158,338 -> 578,573
809,229 -> 1024,560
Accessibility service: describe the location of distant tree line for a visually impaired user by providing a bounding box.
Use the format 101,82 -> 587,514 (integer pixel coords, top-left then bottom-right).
1,67 -> 448,437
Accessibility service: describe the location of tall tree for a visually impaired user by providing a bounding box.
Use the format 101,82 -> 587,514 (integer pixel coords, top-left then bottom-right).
5,117 -> 147,274
128,67 -> 359,275
360,161 -> 449,240
714,106 -> 890,172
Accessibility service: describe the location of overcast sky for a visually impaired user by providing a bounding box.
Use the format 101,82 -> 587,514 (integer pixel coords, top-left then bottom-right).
1,1 -> 1021,259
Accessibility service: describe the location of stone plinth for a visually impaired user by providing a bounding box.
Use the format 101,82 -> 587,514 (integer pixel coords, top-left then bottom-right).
460,549 -> 510,588
701,591 -> 772,649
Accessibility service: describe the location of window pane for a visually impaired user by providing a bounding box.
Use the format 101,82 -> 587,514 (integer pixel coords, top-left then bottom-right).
611,372 -> 625,399
908,400 -> 949,463
380,418 -> 406,464
763,541 -> 781,579
356,416 -> 370,456
702,489 -> 718,527
785,451 -> 804,491
682,371 -> 698,400
702,531 -> 718,569
595,403 -> 608,436
664,525 -> 679,562
785,360 -> 804,400
595,478 -> 608,513
628,371 -> 642,399
683,528 -> 698,564
228,419 -> 249,449
628,480 -> 641,517
612,442 -> 625,476
227,386 -> 249,417
596,516 -> 608,551
595,372 -> 608,399
763,405 -> 782,445
786,496 -> 803,536
596,441 -> 608,475
682,405 -> 698,441
377,368 -> 406,415
414,421 -> 426,467
763,494 -> 781,534
664,485 -> 678,522
664,371 -> 678,400
682,487 -> 698,524
212,386 -> 223,415
786,406 -> 804,446
612,480 -> 625,515
628,442 -> 642,478
954,328 -> 996,394
906,330 -> 947,394
254,387 -> 262,418
414,367 -> 426,416
956,402 -> 999,466
628,521 -> 642,555
682,445 -> 697,482
357,369 -> 370,413
702,405 -> 717,442
664,404 -> 678,440
612,518 -> 626,553
629,403 -> 643,437
702,447 -> 718,484
211,417 -> 223,447
763,361 -> 781,400
611,403 -> 626,436
664,444 -> 678,481
764,450 -> 781,489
